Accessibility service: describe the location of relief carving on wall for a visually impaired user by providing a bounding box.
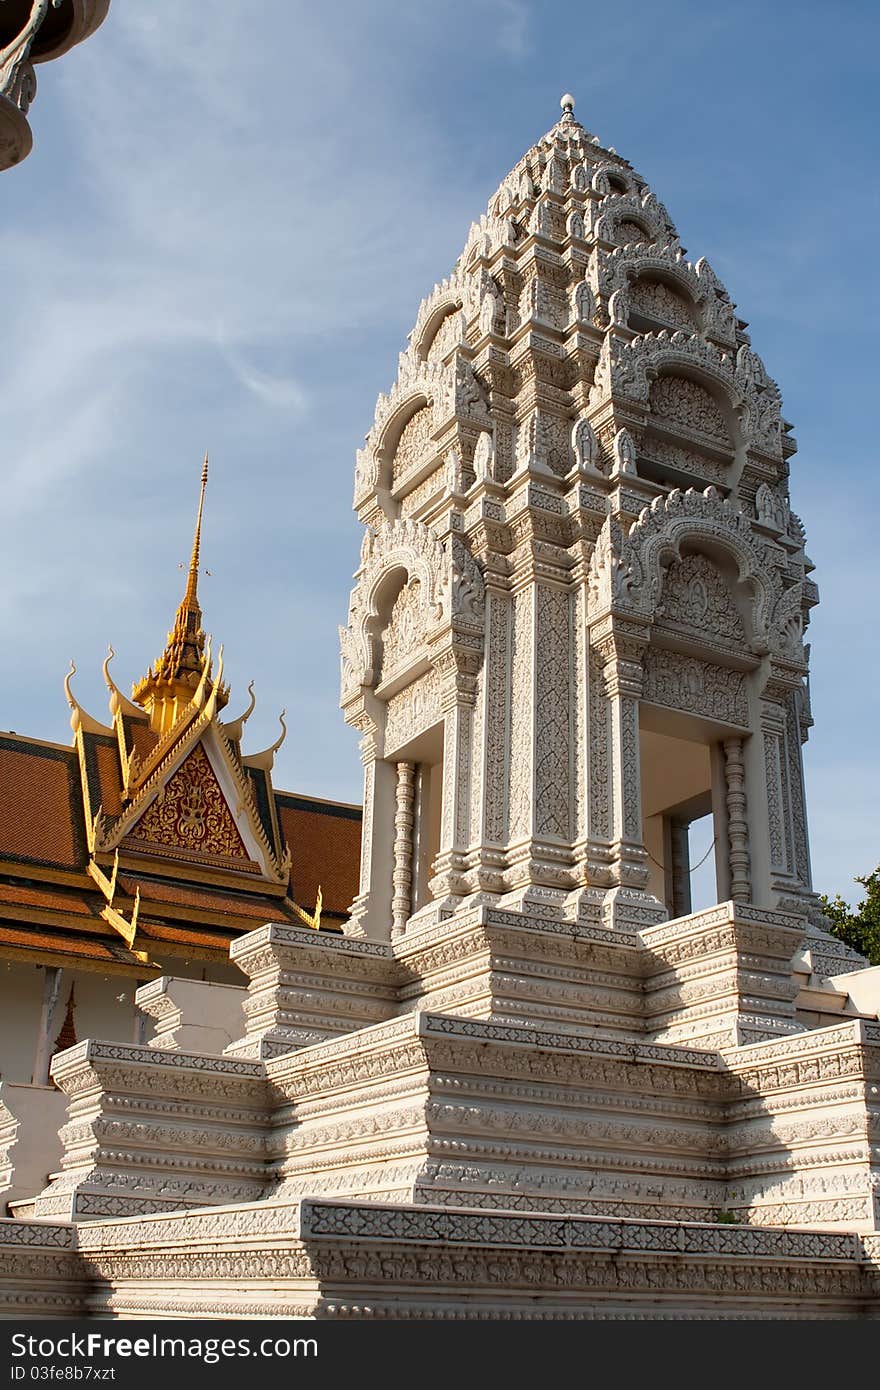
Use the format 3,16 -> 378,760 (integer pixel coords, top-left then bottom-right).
534,587 -> 571,840
380,579 -> 424,680
629,278 -> 697,332
656,554 -> 747,647
384,669 -> 442,754
649,375 -> 731,445
392,404 -> 435,486
643,648 -> 748,727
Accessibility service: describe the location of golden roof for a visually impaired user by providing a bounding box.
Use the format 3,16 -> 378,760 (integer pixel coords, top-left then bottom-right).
131,456 -> 229,734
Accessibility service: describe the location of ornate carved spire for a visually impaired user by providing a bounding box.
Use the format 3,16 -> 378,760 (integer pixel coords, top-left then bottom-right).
132,455 -> 228,734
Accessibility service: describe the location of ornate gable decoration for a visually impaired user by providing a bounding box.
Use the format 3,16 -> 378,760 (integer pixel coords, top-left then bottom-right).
125,742 -> 249,863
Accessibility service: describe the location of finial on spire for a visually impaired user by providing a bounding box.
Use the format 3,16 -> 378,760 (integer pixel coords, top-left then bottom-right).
185,452 -> 209,606
131,452 -> 227,733
560,93 -> 575,119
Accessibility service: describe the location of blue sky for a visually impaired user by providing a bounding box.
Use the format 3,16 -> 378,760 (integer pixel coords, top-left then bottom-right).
1,0 -> 877,907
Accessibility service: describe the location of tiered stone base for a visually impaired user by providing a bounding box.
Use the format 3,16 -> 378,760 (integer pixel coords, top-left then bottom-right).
7,901 -> 879,1316
2,1201 -> 879,1319
31,1011 -> 880,1232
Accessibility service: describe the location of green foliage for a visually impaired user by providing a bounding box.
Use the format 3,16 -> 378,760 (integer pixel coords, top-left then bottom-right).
818,866 -> 880,966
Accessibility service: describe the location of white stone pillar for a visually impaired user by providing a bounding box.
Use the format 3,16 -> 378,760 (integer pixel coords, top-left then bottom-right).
345,715 -> 398,940
723,736 -> 751,903
478,587 -> 510,849
428,664 -> 477,905
603,652 -> 648,892
391,761 -> 415,938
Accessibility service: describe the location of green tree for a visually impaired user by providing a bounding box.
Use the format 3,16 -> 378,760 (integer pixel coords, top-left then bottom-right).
819,866 -> 880,966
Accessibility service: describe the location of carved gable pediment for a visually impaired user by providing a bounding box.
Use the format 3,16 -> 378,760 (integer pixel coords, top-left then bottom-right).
124,741 -> 250,863
95,716 -> 289,883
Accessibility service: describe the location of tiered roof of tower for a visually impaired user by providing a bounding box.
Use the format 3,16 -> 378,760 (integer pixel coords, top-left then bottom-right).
0,466 -> 360,977
351,93 -> 804,521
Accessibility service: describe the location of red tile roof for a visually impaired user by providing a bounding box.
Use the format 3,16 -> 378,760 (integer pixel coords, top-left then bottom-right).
276,794 -> 361,919
0,739 -> 83,868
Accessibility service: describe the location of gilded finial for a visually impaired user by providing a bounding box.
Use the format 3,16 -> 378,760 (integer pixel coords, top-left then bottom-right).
186,453 -> 209,607
131,454 -> 227,734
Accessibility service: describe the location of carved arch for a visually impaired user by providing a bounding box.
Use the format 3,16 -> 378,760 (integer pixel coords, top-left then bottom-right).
591,333 -> 756,453
621,487 -> 784,652
380,392 -> 432,459
418,303 -> 466,362
594,191 -> 676,247
340,520 -> 449,698
602,246 -> 703,304
591,162 -> 633,197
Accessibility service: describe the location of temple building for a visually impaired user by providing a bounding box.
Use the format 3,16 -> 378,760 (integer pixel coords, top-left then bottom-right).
2,97 -> 880,1319
0,462 -> 359,1206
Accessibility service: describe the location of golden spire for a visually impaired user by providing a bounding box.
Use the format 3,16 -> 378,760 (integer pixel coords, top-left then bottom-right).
185,453 -> 209,608
131,455 -> 228,735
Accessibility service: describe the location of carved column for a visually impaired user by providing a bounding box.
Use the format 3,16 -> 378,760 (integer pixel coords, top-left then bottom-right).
391,761 -> 415,937
506,584 -> 534,849
470,583 -> 510,895
723,736 -> 751,903
428,659 -> 477,905
499,508 -> 577,911
755,659 -> 808,909
594,619 -> 650,893
344,710 -> 397,940
783,690 -> 812,892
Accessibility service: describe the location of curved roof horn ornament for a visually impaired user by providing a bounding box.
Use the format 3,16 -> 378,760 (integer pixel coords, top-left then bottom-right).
247,710 -> 287,773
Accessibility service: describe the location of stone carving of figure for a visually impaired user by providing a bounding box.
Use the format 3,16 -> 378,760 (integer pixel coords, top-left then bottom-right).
689,577 -> 709,624
0,0 -> 55,107
755,482 -> 789,531
571,416 -> 598,473
480,284 -> 500,337
451,542 -> 485,620
473,431 -> 494,483
573,279 -> 594,326
608,287 -> 630,327
444,451 -> 462,495
611,427 -> 638,478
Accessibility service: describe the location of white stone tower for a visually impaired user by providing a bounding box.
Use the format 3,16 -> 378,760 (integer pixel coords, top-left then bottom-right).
340,95 -> 820,942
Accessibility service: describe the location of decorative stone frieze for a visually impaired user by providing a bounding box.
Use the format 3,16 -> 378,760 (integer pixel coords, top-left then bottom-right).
3,1199 -> 879,1319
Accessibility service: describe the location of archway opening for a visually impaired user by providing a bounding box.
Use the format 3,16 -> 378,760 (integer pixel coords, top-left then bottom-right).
639,711 -> 730,920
